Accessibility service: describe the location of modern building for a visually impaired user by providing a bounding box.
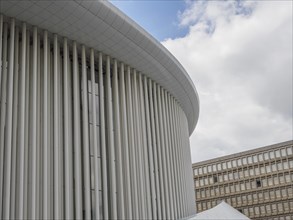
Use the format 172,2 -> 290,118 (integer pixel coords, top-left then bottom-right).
192,140 -> 293,220
0,1 -> 199,219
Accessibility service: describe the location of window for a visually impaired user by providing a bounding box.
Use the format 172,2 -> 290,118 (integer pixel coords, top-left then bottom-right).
232,160 -> 237,167
249,167 -> 254,176
218,174 -> 223,182
194,169 -> 198,176
275,150 -> 280,158
208,165 -> 212,173
277,161 -> 283,171
248,156 -> 253,164
287,147 -> 292,155
269,151 -> 275,159
258,153 -> 263,161
256,179 -> 261,187
227,161 -> 232,168
253,155 -> 258,163
264,152 -> 269,160
213,175 -> 218,183
246,181 -> 251,190
212,164 -> 216,172
203,166 -> 207,174
289,159 -> 293,168
260,165 -> 265,174
281,148 -> 286,157
217,163 -> 221,170
272,163 -> 277,172
199,167 -> 202,175
266,163 -> 271,173
233,171 -> 239,180
237,159 -> 242,166
242,157 -> 247,165
222,162 -> 227,170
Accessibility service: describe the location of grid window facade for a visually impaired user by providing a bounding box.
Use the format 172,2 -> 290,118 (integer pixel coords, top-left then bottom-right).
193,141 -> 293,220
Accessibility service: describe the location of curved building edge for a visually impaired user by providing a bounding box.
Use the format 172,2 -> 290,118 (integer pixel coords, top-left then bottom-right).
0,0 -> 199,135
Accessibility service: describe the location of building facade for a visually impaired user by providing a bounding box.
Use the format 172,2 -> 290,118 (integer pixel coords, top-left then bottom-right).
193,140 -> 293,220
0,1 -> 199,219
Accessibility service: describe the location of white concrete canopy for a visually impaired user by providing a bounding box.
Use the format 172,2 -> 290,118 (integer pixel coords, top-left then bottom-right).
0,0 -> 200,134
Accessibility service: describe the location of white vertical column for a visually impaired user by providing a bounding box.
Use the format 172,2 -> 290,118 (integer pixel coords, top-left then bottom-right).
132,70 -> 145,219
157,85 -> 170,218
113,59 -> 125,219
173,101 -> 183,218
0,14 -> 3,88
160,88 -> 173,219
90,49 -> 100,220
10,26 -> 19,219
143,76 -> 157,219
23,29 -> 30,219
119,63 -> 132,219
53,34 -> 61,219
176,104 -> 186,216
139,74 -> 151,219
106,55 -> 117,219
63,37 -> 73,219
36,33 -> 41,219
17,23 -> 26,219
29,25 -> 37,220
0,23 -> 8,218
169,95 -> 180,219
81,45 -> 91,220
2,18 -> 15,219
152,82 -> 164,219
42,30 -> 48,219
99,52 -> 109,219
125,66 -> 139,219
72,41 -> 83,219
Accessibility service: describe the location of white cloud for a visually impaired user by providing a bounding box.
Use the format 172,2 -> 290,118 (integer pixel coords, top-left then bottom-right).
162,1 -> 293,163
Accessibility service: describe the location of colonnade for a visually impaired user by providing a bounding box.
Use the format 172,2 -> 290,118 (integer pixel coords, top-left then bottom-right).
0,16 -> 196,219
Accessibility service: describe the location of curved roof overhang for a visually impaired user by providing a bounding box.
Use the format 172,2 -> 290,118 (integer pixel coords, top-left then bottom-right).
0,0 -> 199,135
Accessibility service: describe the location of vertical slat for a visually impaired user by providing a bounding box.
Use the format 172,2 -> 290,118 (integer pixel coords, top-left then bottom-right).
112,59 -> 125,219
42,30 -> 48,219
81,45 -> 91,220
160,88 -> 172,219
106,55 -> 117,219
161,90 -> 174,219
0,14 -> 3,89
119,62 -> 132,219
10,26 -> 19,219
0,23 -> 8,218
36,31 -> 41,219
143,76 -> 157,219
63,37 -> 73,219
29,26 -> 38,219
131,70 -> 145,219
153,84 -> 166,219
72,41 -> 83,219
99,52 -> 108,219
139,73 -> 151,218
175,103 -> 185,217
90,48 -> 100,219
169,95 -> 180,219
53,34 -> 61,219
23,29 -> 30,219
2,18 -> 15,219
125,66 -> 139,219
166,92 -> 177,218
17,22 -> 26,219
150,80 -> 162,219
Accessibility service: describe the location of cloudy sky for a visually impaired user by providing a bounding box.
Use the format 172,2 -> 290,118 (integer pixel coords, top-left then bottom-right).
112,1 -> 293,163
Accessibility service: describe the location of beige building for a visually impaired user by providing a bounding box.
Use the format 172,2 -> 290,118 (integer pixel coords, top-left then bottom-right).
192,140 -> 293,220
